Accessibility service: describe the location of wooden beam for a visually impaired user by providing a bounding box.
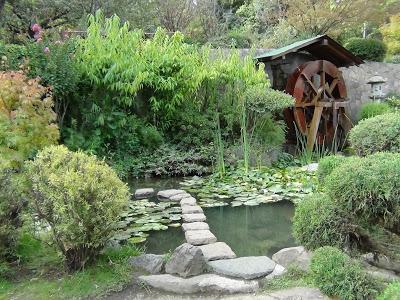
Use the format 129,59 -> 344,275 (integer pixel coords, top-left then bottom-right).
307,106 -> 323,150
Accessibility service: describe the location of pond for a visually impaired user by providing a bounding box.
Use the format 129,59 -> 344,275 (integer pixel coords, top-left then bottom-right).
129,177 -> 297,256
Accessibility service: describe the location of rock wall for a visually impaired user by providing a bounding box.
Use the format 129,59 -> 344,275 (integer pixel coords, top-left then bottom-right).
340,62 -> 400,121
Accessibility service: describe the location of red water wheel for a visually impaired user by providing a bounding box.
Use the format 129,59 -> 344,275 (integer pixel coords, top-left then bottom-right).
285,60 -> 352,150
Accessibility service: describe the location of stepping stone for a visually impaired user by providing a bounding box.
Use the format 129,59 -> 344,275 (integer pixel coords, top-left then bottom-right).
169,193 -> 191,201
182,205 -> 203,214
199,242 -> 236,261
138,274 -> 259,294
182,213 -> 206,223
182,222 -> 209,232
180,197 -> 197,206
157,189 -> 186,200
185,230 -> 217,245
207,256 -> 276,279
134,188 -> 154,199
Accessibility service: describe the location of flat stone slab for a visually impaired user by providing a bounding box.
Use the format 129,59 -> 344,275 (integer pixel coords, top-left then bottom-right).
199,242 -> 236,261
169,193 -> 191,201
134,188 -> 155,199
180,197 -> 197,206
208,256 -> 276,279
182,222 -> 209,232
182,213 -> 206,223
185,230 -> 217,245
182,205 -> 203,214
138,274 -> 258,294
157,189 -> 187,200
268,287 -> 327,299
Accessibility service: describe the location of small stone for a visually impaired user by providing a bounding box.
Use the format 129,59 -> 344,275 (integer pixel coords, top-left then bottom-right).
305,163 -> 319,172
199,242 -> 236,261
185,230 -> 217,245
128,254 -> 164,274
182,222 -> 209,232
134,188 -> 154,199
207,256 -> 276,279
157,189 -> 187,200
180,197 -> 197,206
182,213 -> 206,222
264,264 -> 286,280
272,246 -> 312,272
165,243 -> 205,278
182,205 -> 203,214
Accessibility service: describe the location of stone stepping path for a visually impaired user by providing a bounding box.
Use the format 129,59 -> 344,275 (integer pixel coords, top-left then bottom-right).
182,213 -> 207,223
207,256 -> 276,279
185,230 -> 217,245
182,222 -> 209,232
199,242 -> 236,261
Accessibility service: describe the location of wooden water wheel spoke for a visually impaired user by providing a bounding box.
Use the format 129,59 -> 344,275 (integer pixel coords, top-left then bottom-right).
285,60 -> 351,150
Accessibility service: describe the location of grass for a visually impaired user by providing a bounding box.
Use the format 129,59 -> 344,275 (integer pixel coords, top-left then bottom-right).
261,267 -> 313,291
0,234 -> 142,300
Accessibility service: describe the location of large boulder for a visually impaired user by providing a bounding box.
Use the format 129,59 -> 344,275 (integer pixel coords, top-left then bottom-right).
134,188 -> 154,199
272,246 -> 312,271
207,256 -> 276,279
362,253 -> 400,273
165,243 -> 206,277
129,254 -> 164,274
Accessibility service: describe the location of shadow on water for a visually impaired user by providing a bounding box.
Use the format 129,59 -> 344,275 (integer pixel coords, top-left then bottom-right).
129,177 -> 297,256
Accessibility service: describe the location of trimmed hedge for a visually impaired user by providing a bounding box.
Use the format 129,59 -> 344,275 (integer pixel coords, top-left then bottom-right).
325,153 -> 400,231
317,155 -> 347,183
293,194 -> 350,250
358,102 -> 392,121
310,246 -> 380,300
345,38 -> 387,62
349,113 -> 400,156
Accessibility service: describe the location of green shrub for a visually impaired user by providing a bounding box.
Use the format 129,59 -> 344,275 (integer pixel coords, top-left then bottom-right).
325,153 -> 400,233
0,43 -> 26,70
358,102 -> 392,120
26,145 -> 129,271
310,246 -> 380,299
139,125 -> 163,150
386,96 -> 400,110
349,113 -> 400,156
378,281 -> 400,300
293,194 -> 350,250
317,155 -> 347,183
345,38 -> 387,61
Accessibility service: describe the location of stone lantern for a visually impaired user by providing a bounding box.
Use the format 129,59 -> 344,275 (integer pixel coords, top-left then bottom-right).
367,75 -> 387,101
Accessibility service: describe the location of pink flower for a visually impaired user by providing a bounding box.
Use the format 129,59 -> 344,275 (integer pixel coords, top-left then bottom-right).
31,23 -> 42,33
43,47 -> 50,54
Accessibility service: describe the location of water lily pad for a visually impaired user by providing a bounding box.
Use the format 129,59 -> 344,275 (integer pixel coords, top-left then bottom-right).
168,223 -> 181,228
129,236 -> 147,244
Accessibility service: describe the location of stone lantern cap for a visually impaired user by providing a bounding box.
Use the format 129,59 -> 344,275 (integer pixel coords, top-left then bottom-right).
367,75 -> 387,84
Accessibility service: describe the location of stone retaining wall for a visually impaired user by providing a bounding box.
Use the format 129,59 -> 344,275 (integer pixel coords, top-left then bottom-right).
340,62 -> 400,121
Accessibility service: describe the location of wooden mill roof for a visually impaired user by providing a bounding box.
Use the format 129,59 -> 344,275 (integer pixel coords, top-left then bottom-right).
254,35 -> 364,67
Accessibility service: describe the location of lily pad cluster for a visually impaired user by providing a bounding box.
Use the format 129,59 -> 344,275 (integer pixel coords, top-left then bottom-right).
111,199 -> 182,244
181,166 -> 318,207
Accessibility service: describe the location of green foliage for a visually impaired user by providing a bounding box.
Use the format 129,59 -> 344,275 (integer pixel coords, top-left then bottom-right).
244,85 -> 294,114
26,145 -> 130,271
381,14 -> 400,56
345,38 -> 387,61
358,102 -> 392,120
0,43 -> 26,70
378,281 -> 400,300
0,71 -> 59,169
386,96 -> 400,109
349,113 -> 400,156
325,153 -> 400,233
317,155 -> 347,183
293,194 -> 350,251
310,246 -> 380,300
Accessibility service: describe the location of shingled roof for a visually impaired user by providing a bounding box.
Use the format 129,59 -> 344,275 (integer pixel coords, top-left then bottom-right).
254,35 -> 363,67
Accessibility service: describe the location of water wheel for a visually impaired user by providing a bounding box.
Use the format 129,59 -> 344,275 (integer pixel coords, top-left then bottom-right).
285,60 -> 352,150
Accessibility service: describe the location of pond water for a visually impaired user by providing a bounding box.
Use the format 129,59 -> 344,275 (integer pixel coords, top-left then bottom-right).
129,177 -> 297,257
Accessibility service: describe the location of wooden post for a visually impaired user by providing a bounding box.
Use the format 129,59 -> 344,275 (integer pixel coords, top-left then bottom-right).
307,106 -> 323,150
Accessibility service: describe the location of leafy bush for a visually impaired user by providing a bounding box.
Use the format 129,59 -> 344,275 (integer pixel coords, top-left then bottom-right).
26,145 -> 129,271
358,102 -> 392,120
0,71 -> 59,169
377,281 -> 400,300
349,113 -> 400,156
293,194 -> 351,250
310,246 -> 380,300
0,43 -> 26,70
317,155 -> 347,183
345,38 -> 387,61
325,153 -> 400,233
386,96 -> 400,110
